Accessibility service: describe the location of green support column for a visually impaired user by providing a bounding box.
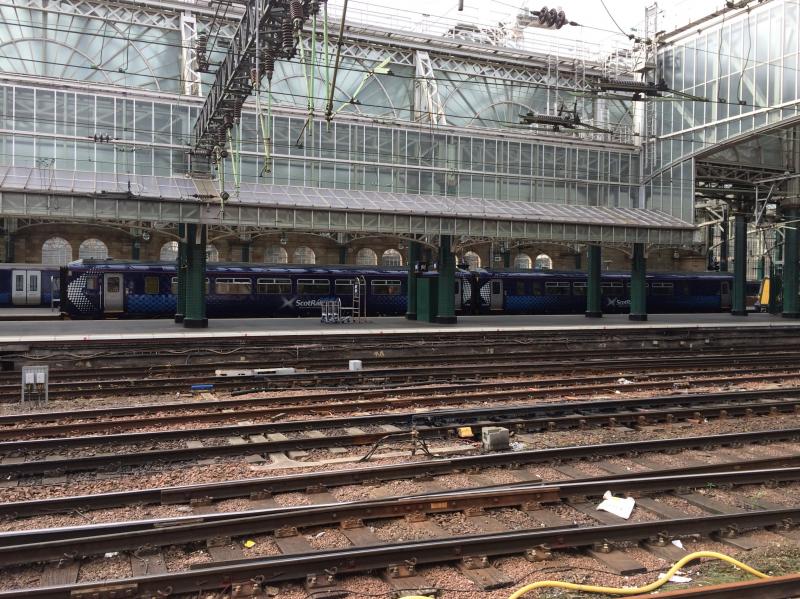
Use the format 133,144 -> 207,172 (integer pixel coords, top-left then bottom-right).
4,232 -> 13,263
241,243 -> 251,263
720,214 -> 729,272
174,224 -> 187,324
184,223 -> 208,328
783,208 -> 799,318
586,245 -> 602,318
731,211 -> 748,316
502,249 -> 510,269
406,241 -> 420,320
756,256 -> 765,281
339,245 -> 348,265
436,235 -> 457,324
574,251 -> 582,270
132,238 -> 141,260
629,243 -> 647,321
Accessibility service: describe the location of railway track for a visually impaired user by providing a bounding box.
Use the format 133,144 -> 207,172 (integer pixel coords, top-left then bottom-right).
4,388 -> 800,476
3,368 -> 800,440
3,350 -> 800,401
2,462 -> 798,568
7,325 -> 800,371
3,425 -> 799,518
2,495 -> 798,598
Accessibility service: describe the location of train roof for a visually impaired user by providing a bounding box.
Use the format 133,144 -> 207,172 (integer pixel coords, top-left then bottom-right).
465,269 -> 736,280
66,259 -> 406,275
66,260 -> 741,280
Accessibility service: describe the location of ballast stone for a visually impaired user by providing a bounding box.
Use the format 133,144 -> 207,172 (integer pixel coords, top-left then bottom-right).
481,426 -> 510,452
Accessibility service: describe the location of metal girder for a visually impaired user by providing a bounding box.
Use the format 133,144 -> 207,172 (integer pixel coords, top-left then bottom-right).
191,0 -> 318,162
180,12 -> 203,97
413,51 -> 447,126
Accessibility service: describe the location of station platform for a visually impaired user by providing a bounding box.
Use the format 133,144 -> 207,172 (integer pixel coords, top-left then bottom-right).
0,312 -> 797,342
0,308 -> 61,321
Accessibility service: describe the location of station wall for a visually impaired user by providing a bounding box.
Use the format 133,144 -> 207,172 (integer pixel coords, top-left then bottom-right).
2,223 -> 707,273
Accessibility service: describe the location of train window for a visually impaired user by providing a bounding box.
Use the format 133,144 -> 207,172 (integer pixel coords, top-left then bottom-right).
372,280 -> 402,295
86,276 -> 99,291
652,282 -> 674,296
297,279 -> 330,295
572,281 -> 587,296
531,281 -> 544,296
216,278 -> 252,295
601,281 -> 623,295
491,281 -> 501,294
515,280 -> 526,296
335,279 -> 356,295
14,274 -> 23,292
170,277 -> 211,294
545,281 -> 570,295
144,277 -> 160,294
257,278 -> 291,294
106,277 -> 119,293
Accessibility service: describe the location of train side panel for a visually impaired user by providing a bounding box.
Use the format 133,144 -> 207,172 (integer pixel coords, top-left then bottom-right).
58,260 -> 742,319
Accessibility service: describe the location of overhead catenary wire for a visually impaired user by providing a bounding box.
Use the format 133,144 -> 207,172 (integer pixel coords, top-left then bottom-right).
325,0 -> 349,121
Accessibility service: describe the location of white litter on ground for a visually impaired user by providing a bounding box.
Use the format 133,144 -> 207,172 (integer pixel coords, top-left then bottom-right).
596,491 -> 636,519
658,572 -> 692,583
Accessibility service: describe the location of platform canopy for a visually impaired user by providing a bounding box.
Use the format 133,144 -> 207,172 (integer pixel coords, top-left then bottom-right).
0,166 -> 696,246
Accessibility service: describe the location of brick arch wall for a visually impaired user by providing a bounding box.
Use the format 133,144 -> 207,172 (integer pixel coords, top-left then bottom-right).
6,223 -> 706,272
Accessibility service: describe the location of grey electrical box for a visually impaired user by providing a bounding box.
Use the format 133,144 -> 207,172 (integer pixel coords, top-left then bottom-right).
21,365 -> 49,405
481,426 -> 510,452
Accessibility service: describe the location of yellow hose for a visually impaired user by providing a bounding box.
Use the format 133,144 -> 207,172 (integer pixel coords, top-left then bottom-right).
507,550 -> 770,599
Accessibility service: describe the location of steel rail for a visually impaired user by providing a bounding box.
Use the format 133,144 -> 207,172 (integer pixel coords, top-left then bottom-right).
2,351 -> 798,401
2,508 -> 799,599
5,369 -> 800,442
2,427 -> 799,518
0,344 -> 775,384
1,466 -> 798,567
7,387 -> 800,453
627,573 -> 800,598
4,362 -> 797,433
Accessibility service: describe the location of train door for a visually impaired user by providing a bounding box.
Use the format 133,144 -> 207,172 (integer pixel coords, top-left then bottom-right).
103,273 -> 124,313
11,269 -> 41,306
454,279 -> 463,311
720,281 -> 731,310
489,278 -> 503,310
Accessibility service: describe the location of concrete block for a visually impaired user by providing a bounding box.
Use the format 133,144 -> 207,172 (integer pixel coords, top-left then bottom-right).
481,427 -> 510,452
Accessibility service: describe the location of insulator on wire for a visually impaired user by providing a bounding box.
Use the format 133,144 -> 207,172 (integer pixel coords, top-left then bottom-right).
282,16 -> 294,53
264,53 -> 275,82
233,98 -> 243,122
532,5 -> 568,29
537,5 -> 548,24
290,0 -> 304,30
196,32 -> 209,72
